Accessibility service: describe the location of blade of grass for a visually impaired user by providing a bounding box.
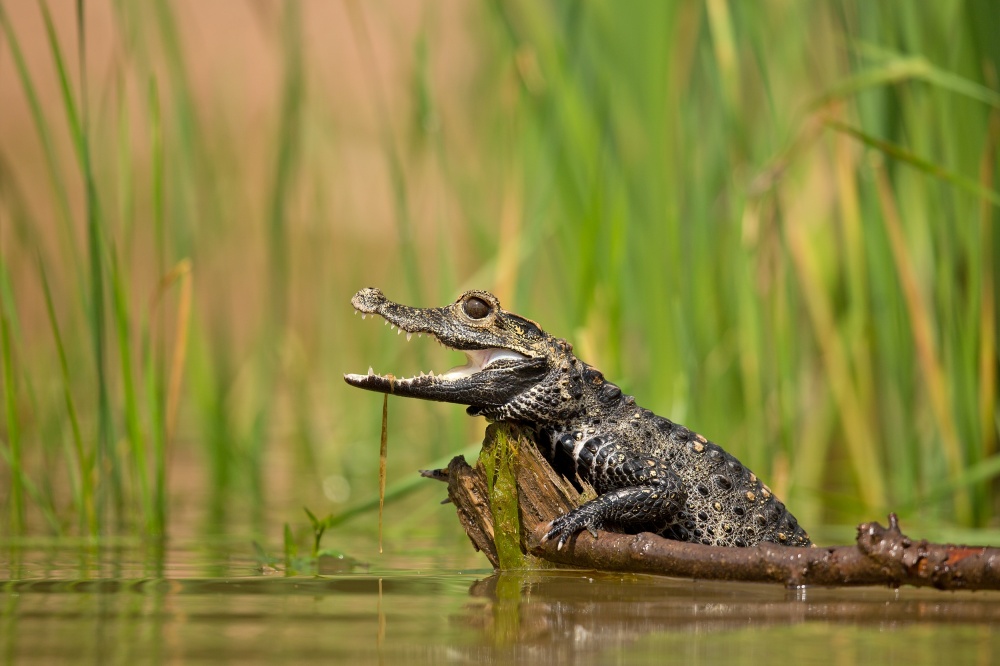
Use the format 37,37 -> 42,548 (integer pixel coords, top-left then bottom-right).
164,260 -> 191,462
150,0 -> 223,254
146,258 -> 192,534
149,78 -> 165,282
110,246 -> 152,529
378,395 -> 388,554
843,44 -> 1000,109
75,0 -> 118,532
147,77 -> 168,534
266,0 -> 303,331
978,110 -> 998,461
813,58 -> 968,109
873,164 -> 971,524
0,445 -> 61,533
0,2 -> 83,292
39,255 -> 94,535
39,0 -> 83,163
0,262 -> 24,534
824,117 -> 1000,208
142,346 -> 167,537
782,206 -> 888,511
115,74 -> 135,248
831,121 -> 880,501
706,0 -> 739,114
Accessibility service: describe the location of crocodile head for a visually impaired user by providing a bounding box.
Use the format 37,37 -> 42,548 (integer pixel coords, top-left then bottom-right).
344,287 -> 574,419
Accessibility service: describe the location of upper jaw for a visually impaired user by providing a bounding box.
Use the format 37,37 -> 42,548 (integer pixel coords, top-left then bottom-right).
350,287 -> 442,340
349,287 -> 506,349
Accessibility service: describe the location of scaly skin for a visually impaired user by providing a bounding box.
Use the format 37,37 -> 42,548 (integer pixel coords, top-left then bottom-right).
344,288 -> 810,549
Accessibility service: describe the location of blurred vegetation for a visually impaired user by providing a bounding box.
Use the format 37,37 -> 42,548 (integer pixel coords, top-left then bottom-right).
0,0 -> 997,546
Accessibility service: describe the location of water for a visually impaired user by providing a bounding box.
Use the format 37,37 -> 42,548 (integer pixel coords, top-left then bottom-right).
3,538 -> 999,665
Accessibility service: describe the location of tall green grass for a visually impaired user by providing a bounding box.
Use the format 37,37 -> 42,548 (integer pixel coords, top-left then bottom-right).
0,0 -> 996,544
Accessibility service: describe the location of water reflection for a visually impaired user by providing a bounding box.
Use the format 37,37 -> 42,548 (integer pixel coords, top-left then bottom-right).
2,544 -> 999,664
463,570 -> 1000,663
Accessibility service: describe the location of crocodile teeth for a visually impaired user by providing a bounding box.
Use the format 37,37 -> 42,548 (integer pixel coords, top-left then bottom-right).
349,313 -> 531,387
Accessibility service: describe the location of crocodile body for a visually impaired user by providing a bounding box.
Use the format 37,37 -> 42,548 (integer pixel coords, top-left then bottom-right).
344,288 -> 810,549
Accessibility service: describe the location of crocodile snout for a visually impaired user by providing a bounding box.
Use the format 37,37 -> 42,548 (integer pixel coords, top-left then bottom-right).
351,287 -> 387,313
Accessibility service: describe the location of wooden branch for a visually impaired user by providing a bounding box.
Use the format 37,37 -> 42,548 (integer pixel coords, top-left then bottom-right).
443,423 -> 1000,590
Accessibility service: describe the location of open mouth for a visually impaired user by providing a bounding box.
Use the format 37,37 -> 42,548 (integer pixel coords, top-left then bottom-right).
343,309 -> 530,386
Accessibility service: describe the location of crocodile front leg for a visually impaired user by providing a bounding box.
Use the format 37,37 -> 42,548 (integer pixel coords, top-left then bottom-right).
543,434 -> 687,549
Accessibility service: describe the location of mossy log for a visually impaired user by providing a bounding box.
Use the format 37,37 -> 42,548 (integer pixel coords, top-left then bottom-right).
442,423 -> 1000,590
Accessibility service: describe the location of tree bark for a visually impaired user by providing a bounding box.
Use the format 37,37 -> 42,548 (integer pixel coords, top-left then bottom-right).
443,423 -> 1000,590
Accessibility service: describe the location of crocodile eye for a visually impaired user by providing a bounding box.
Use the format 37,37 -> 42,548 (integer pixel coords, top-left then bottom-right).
463,296 -> 491,319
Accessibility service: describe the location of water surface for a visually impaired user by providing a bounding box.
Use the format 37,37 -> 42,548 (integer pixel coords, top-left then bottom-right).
3,538 -> 999,664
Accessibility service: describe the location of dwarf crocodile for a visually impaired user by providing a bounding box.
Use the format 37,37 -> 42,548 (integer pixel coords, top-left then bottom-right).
344,287 -> 810,549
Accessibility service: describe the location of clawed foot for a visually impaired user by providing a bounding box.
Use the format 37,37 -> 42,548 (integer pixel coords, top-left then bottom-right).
542,507 -> 602,550
542,482 -> 687,550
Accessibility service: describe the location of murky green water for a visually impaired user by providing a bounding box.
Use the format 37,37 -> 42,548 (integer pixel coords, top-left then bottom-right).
3,539 -> 999,665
